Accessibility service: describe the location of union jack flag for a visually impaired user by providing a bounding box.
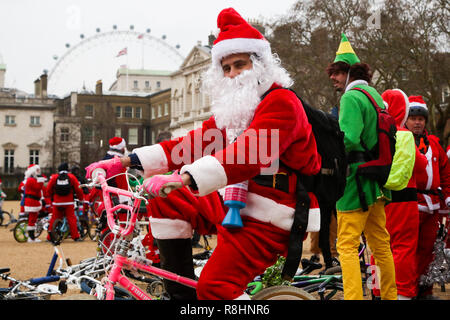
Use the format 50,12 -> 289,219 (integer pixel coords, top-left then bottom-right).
116,47 -> 127,57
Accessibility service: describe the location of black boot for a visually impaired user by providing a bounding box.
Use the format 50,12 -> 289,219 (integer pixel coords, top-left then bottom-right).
155,238 -> 197,300
28,229 -> 35,240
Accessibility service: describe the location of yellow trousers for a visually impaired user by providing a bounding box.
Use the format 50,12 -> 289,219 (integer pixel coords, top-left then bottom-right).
337,200 -> 397,300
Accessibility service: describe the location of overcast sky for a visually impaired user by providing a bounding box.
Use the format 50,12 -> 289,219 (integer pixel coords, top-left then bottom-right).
0,0 -> 297,97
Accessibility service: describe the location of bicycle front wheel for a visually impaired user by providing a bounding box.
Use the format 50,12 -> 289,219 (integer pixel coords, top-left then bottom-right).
251,286 -> 316,300
0,211 -> 14,227
13,220 -> 28,243
50,219 -> 65,244
78,217 -> 90,240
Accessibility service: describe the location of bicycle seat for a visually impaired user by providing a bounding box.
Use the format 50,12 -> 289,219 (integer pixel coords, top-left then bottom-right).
300,258 -> 322,272
0,268 -> 10,274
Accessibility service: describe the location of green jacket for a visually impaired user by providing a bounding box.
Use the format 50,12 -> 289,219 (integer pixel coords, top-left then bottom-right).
336,81 -> 391,212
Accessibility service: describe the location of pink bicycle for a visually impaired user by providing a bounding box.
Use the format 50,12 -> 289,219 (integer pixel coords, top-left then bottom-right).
83,169 -> 198,300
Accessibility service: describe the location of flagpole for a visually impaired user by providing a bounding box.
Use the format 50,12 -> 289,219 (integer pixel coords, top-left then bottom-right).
126,51 -> 129,92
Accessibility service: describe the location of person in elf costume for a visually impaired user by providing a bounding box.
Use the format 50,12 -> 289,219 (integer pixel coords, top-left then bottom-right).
369,89 -> 428,299
404,95 -> 450,299
326,33 -> 397,300
85,7 -> 322,300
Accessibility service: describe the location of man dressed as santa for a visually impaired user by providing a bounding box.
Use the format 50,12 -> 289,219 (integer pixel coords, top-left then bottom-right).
86,7 -> 321,300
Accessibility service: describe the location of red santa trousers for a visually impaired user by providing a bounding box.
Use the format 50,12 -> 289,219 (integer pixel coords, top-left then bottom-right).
48,205 -> 80,240
372,201 -> 419,298
416,210 -> 440,295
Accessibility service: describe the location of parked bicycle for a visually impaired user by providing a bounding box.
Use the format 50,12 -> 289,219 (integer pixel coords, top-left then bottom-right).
0,267 -> 66,300
0,209 -> 17,227
50,205 -> 89,244
12,211 -> 49,243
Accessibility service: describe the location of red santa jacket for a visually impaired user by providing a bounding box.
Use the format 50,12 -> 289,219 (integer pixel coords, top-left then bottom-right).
46,172 -> 84,206
134,83 -> 322,232
24,176 -> 44,212
415,133 -> 450,213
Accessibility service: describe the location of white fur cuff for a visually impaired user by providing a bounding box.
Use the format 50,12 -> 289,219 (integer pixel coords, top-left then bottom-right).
180,155 -> 228,196
132,144 -> 169,178
306,207 -> 321,232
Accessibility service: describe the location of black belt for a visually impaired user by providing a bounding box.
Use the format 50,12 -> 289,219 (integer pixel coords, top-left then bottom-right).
25,194 -> 41,201
252,173 -> 290,193
391,188 -> 417,203
418,188 -> 444,200
347,151 -> 371,164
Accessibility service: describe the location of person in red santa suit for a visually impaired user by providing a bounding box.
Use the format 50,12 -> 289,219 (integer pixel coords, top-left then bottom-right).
85,7 -> 321,300
46,162 -> 85,242
24,164 -> 45,242
369,89 -> 428,299
404,95 -> 450,299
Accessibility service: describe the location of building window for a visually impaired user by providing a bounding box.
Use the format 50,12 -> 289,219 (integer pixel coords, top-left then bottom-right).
164,103 -> 169,115
30,116 -> 40,126
5,115 -> 15,125
115,106 -> 121,118
156,81 -> 161,89
158,105 -> 162,117
84,127 -> 94,144
124,106 -> 133,118
133,80 -> 139,89
60,127 -> 69,142
151,130 -> 156,144
143,127 -> 148,145
29,150 -> 39,165
145,81 -> 150,89
128,128 -> 138,145
4,149 -> 14,174
85,105 -> 94,118
151,107 -> 155,119
135,107 -> 142,119
115,128 -> 121,137
60,152 -> 68,164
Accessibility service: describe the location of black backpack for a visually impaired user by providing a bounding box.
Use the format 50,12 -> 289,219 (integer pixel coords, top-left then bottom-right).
54,172 -> 73,196
260,87 -> 348,280
261,87 -> 348,205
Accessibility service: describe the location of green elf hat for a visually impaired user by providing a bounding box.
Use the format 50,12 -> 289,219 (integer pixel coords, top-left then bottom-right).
334,33 -> 360,66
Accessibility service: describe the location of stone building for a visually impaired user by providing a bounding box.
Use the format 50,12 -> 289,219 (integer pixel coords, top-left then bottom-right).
0,73 -> 55,194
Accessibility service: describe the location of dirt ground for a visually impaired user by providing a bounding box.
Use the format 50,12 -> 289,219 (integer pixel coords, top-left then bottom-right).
0,201 -> 448,300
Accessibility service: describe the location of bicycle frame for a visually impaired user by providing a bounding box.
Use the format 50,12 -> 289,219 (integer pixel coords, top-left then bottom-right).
90,171 -> 198,300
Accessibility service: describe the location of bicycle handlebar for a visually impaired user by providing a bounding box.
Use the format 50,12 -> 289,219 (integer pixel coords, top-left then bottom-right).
83,169 -> 147,237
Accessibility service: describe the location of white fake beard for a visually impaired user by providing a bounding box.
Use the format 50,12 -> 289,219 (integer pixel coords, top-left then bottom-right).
202,61 -> 266,142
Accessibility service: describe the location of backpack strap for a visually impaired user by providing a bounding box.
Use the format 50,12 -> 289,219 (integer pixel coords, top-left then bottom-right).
260,87 -> 311,281
349,87 -> 381,212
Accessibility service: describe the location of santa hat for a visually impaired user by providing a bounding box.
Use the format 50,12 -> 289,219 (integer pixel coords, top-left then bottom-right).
25,164 -> 40,178
408,95 -> 428,120
334,33 -> 360,66
211,8 -> 271,68
109,137 -> 126,150
382,89 -> 410,127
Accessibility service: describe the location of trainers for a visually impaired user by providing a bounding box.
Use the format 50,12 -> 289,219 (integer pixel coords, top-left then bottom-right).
73,238 -> 83,242
309,254 -> 320,263
331,257 -> 340,267
27,238 -> 41,243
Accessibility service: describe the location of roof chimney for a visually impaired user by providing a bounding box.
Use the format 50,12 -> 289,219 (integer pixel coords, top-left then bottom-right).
0,64 -> 5,88
34,78 -> 41,97
96,80 -> 103,95
208,33 -> 216,47
40,73 -> 47,98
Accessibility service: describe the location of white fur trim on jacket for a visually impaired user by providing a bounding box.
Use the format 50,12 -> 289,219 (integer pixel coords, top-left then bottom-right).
25,205 -> 42,212
211,38 -> 271,67
239,192 -> 320,232
132,144 -> 169,178
149,217 -> 193,240
180,155 -> 228,196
